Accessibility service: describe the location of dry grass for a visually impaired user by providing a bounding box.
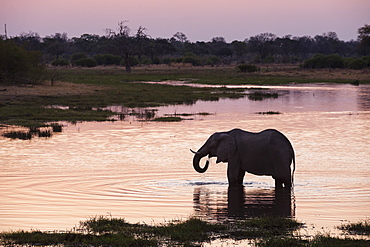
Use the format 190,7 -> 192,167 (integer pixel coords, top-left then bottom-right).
0,81 -> 106,97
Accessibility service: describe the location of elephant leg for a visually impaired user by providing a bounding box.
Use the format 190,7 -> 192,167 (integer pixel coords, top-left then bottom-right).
227,165 -> 241,187
275,178 -> 292,189
282,179 -> 292,189
237,169 -> 245,186
275,178 -> 284,189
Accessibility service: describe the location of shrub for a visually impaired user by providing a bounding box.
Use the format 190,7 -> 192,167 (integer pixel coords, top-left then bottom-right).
325,54 -> 343,68
120,57 -> 139,67
303,54 -> 344,69
347,58 -> 368,70
51,59 -> 69,66
140,57 -> 152,65
70,52 -> 87,66
94,54 -> 122,66
0,39 -> 46,84
75,58 -> 97,67
236,64 -> 259,73
152,57 -> 162,64
206,56 -> 221,66
183,56 -> 202,66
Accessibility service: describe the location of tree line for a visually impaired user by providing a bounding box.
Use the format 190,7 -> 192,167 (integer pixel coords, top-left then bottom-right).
1,23 -> 369,82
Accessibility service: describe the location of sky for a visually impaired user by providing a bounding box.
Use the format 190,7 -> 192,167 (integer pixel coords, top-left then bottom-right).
1,0 -> 369,42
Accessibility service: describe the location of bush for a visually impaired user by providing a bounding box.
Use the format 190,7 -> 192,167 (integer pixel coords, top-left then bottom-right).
0,39 -> 46,84
75,58 -> 97,67
206,56 -> 221,66
70,52 -> 87,66
182,53 -> 202,66
303,54 -> 344,69
120,57 -> 139,67
325,54 -> 343,68
152,57 -> 162,64
346,58 -> 368,70
94,54 -> 122,66
51,59 -> 69,66
236,64 -> 259,73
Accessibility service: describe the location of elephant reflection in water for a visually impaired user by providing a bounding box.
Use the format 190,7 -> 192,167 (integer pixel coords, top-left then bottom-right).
193,186 -> 295,220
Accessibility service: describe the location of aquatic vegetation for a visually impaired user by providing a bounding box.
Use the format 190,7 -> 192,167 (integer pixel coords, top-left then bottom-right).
1,215 -> 369,246
256,111 -> 282,115
152,117 -> 184,122
247,91 -> 279,101
0,215 -> 303,246
2,130 -> 33,140
2,127 -> 54,140
338,219 -> 370,235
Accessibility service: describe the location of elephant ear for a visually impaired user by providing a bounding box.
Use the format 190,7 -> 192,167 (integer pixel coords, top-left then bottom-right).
216,134 -> 236,163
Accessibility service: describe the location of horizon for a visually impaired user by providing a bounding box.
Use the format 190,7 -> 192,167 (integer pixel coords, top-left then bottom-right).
1,0 -> 369,42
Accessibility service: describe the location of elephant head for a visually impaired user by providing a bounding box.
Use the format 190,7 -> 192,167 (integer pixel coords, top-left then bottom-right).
191,132 -> 236,173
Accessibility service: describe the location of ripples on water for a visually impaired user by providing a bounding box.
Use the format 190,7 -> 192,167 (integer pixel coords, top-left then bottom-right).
0,83 -> 369,234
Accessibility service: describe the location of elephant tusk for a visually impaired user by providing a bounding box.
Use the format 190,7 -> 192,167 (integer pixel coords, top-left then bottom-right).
190,149 -> 199,154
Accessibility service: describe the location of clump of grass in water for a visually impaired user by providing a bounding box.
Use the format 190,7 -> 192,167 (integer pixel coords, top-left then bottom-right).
2,215 -> 369,246
0,215 -> 304,246
229,216 -> 303,239
338,219 -> 370,235
152,117 -> 184,122
247,91 -> 279,101
256,111 -> 282,115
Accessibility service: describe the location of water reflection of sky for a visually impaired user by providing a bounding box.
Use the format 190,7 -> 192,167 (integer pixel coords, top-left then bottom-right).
0,83 -> 369,235
114,83 -> 370,120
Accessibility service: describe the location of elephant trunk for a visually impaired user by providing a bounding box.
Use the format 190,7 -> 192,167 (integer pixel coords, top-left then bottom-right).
193,153 -> 209,173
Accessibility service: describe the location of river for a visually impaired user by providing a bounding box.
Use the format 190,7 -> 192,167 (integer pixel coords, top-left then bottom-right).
0,83 -> 369,237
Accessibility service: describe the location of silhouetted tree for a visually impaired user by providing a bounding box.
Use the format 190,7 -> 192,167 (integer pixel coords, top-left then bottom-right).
0,39 -> 46,84
247,33 -> 277,60
14,31 -> 43,51
72,34 -> 101,55
43,33 -> 69,59
231,40 -> 247,61
357,24 -> 370,55
314,32 -> 342,54
106,21 -> 149,73
173,32 -> 188,43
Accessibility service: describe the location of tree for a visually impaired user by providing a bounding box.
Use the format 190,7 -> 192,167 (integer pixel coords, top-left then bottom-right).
314,32 -> 342,55
0,39 -> 46,84
231,40 -> 247,61
106,21 -> 149,73
15,31 -> 43,51
358,24 -> 370,55
247,33 -> 277,60
72,34 -> 101,55
173,32 -> 188,44
293,36 -> 314,60
43,33 -> 69,59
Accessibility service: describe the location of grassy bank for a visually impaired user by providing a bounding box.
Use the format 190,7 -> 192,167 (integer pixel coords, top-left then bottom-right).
1,216 -> 369,246
1,66 -> 368,129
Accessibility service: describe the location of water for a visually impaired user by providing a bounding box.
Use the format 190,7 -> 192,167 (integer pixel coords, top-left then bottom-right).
0,83 -> 369,235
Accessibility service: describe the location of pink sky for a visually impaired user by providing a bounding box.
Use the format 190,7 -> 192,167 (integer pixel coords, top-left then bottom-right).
1,0 -> 369,41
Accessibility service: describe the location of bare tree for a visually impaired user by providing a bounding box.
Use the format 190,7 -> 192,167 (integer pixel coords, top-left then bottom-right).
106,21 -> 149,73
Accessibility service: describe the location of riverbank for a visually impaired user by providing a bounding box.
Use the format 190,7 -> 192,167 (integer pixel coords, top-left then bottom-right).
0,66 -> 369,128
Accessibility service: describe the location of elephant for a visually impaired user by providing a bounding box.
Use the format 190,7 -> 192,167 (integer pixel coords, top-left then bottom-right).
191,128 -> 295,189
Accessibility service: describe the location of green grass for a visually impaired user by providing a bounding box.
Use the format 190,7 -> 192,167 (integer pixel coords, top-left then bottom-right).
338,219 -> 370,235
1,215 -> 369,246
